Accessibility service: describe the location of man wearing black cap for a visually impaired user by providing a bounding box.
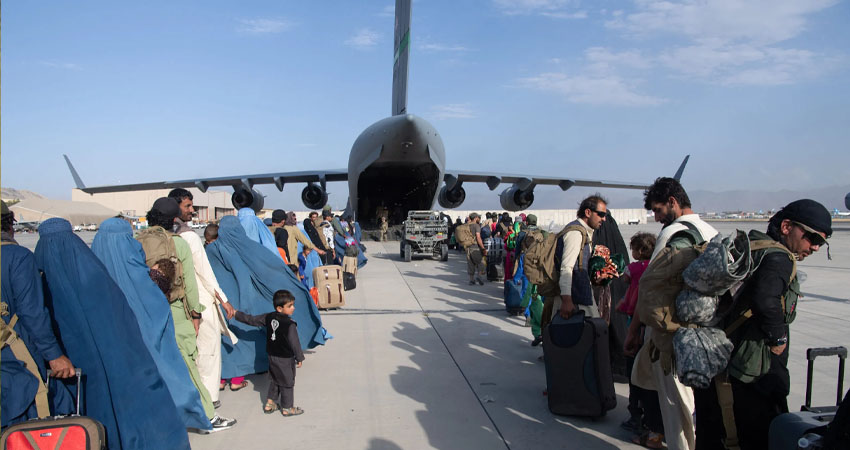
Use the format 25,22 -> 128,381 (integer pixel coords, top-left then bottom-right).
695,199 -> 831,450
269,209 -> 291,261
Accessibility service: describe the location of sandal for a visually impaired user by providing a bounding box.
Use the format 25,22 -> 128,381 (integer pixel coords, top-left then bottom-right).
229,380 -> 249,392
263,401 -> 278,414
280,407 -> 304,417
631,431 -> 664,449
219,381 -> 227,391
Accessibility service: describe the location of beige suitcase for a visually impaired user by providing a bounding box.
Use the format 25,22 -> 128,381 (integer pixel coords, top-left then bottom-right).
316,279 -> 345,309
342,256 -> 358,276
312,265 -> 343,284
313,265 -> 345,309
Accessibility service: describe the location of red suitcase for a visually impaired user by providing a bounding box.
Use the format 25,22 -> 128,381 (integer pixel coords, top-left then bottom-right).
1,369 -> 106,450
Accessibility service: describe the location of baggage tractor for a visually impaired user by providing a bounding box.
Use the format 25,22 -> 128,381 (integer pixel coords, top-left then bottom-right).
1,369 -> 106,450
312,265 -> 345,309
504,278 -> 523,315
543,312 -> 616,417
768,346 -> 847,450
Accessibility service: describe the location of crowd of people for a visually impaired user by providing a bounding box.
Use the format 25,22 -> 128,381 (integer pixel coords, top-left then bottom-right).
4,178 -> 848,448
0,189 -> 367,449
450,178 -> 845,449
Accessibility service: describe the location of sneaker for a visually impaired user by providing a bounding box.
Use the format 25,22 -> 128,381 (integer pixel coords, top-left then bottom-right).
477,278 -> 484,286
208,415 -> 236,433
530,336 -> 543,347
469,280 -> 476,285
212,400 -> 221,409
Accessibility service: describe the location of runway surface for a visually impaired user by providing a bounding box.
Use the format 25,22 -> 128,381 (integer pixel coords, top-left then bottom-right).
13,220 -> 849,449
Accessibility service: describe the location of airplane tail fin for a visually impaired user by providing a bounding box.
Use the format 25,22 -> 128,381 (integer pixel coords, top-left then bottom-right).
392,0 -> 411,116
63,154 -> 87,189
673,155 -> 690,181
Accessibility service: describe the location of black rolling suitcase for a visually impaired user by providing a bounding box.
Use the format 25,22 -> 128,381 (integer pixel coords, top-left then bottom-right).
487,261 -> 504,282
768,346 -> 847,450
543,312 -> 616,417
1,369 -> 106,450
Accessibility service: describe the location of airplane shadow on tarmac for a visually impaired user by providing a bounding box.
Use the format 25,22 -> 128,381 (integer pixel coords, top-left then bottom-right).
389,312 -> 628,450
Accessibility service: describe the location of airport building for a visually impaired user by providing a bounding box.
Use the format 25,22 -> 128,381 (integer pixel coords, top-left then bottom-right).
71,188 -> 236,221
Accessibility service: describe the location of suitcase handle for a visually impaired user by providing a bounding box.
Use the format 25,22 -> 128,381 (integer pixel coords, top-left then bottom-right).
47,368 -> 83,416
804,346 -> 847,412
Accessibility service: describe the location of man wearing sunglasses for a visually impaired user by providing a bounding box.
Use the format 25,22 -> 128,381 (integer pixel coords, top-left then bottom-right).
695,199 -> 831,450
542,194 -> 610,329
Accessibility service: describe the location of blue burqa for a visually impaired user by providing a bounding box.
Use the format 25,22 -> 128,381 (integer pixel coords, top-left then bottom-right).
34,218 -> 191,450
237,207 -> 279,259
91,218 -> 210,431
1,240 -> 73,427
296,224 -> 323,289
206,216 -> 326,379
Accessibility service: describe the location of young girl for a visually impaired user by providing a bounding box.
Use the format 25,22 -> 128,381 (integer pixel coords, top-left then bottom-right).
616,233 -> 655,316
616,232 -> 665,449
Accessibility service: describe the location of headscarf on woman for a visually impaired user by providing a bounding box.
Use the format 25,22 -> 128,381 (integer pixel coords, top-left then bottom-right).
237,207 -> 279,259
91,218 -> 210,431
205,216 -> 327,379
34,218 -> 191,450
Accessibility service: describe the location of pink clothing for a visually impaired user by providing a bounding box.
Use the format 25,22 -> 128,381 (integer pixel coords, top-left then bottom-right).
617,260 -> 649,315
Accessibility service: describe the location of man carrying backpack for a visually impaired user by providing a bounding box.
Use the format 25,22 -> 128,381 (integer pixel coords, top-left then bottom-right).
624,177 -> 717,450
541,195 -> 610,330
459,213 -> 487,285
138,197 -> 236,433
694,199 -> 830,450
168,189 -> 237,411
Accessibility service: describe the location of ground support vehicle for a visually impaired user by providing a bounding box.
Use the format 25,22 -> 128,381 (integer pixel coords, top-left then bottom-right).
399,210 -> 449,262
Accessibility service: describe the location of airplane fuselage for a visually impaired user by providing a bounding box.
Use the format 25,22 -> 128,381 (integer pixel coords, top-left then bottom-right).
348,114 -> 445,226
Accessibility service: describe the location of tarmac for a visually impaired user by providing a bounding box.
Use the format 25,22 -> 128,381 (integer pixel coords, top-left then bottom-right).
13,220 -> 849,449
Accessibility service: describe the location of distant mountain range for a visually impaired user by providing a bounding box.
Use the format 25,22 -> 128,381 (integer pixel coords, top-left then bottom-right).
1,187 -> 46,202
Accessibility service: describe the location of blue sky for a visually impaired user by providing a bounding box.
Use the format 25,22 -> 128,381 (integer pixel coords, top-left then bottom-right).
3,0 -> 849,211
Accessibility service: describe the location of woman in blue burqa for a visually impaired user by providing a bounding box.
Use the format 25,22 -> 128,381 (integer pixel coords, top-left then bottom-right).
34,218 -> 191,450
206,215 -> 327,380
91,217 -> 211,431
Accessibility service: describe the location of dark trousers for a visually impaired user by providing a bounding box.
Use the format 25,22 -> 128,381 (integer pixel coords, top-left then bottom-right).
695,377 -> 789,450
268,355 -> 297,408
625,355 -> 664,434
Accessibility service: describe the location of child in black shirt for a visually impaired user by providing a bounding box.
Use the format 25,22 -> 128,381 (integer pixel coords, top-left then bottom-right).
234,289 -> 305,416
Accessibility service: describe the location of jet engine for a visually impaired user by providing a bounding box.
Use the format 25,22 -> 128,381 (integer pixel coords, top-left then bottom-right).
231,187 -> 265,213
845,192 -> 850,211
301,183 -> 328,210
437,185 -> 466,209
499,186 -> 534,211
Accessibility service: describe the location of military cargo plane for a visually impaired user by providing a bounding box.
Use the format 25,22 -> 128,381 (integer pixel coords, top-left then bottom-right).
65,0 -> 667,227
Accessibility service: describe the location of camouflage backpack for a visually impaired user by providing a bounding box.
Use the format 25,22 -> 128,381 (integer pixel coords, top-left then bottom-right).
136,226 -> 186,303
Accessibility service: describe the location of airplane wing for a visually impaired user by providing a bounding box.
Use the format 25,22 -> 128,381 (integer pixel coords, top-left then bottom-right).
443,155 -> 689,192
69,167 -> 347,197
441,171 -> 649,192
